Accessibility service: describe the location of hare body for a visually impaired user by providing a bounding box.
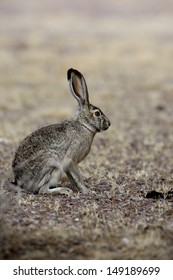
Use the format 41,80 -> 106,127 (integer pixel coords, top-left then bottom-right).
12,69 -> 110,194
13,121 -> 94,194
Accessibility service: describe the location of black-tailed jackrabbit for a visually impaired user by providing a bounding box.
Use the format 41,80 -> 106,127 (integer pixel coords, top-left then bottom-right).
12,69 -> 110,194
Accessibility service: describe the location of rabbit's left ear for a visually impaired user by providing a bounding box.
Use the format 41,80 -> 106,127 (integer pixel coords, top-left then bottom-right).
67,68 -> 89,109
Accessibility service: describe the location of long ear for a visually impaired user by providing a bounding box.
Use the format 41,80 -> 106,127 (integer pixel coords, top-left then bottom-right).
67,68 -> 89,109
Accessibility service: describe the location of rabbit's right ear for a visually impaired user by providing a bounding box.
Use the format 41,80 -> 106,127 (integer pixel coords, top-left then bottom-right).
67,68 -> 89,109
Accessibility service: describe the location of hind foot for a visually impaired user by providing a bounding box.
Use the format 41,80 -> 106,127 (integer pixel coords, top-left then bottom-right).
39,186 -> 72,195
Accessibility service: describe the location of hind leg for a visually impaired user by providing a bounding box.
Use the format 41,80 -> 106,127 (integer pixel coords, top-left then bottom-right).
38,167 -> 72,195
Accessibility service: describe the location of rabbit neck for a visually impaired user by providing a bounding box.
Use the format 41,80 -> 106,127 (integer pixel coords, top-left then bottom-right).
81,122 -> 97,134
73,114 -> 97,134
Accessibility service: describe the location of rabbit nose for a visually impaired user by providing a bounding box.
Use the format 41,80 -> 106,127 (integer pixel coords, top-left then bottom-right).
106,117 -> 111,127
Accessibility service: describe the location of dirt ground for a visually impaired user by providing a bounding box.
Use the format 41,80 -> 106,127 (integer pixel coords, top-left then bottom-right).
0,0 -> 173,259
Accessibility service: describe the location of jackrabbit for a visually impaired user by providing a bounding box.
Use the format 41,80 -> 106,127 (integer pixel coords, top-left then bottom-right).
12,69 -> 111,194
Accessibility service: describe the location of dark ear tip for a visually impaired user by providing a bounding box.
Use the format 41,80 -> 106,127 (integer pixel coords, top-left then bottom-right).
67,68 -> 74,80
67,68 -> 82,80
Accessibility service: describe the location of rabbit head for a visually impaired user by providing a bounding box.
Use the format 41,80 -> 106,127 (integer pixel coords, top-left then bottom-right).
68,68 -> 111,133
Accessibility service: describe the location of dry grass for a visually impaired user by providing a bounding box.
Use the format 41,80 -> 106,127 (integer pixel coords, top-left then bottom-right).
0,0 -> 173,259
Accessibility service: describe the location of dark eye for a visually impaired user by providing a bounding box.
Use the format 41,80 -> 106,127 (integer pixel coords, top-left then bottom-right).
94,110 -> 101,117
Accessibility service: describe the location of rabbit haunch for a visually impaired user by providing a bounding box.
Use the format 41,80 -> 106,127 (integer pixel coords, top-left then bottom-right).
12,69 -> 110,194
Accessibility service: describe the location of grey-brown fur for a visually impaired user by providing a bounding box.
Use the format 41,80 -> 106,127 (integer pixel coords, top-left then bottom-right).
12,69 -> 110,194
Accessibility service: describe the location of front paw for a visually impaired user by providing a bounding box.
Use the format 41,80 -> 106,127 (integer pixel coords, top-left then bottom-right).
80,186 -> 89,194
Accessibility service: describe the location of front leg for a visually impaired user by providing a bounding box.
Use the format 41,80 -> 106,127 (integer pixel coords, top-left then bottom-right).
66,162 -> 89,194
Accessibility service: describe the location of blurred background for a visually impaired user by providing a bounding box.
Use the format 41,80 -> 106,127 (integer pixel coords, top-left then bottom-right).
0,0 -> 173,141
1,0 -> 173,260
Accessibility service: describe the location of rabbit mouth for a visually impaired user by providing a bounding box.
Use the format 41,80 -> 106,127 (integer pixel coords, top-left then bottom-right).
102,125 -> 109,131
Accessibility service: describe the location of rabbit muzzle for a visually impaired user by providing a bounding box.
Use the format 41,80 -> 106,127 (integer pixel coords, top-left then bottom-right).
101,116 -> 111,131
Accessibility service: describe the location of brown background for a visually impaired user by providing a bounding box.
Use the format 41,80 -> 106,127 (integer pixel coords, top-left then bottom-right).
0,0 -> 173,259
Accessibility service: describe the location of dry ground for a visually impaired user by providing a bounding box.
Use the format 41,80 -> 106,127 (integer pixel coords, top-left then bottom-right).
0,0 -> 173,259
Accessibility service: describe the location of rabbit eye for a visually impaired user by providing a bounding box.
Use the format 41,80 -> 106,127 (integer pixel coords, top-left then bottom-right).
94,110 -> 101,117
